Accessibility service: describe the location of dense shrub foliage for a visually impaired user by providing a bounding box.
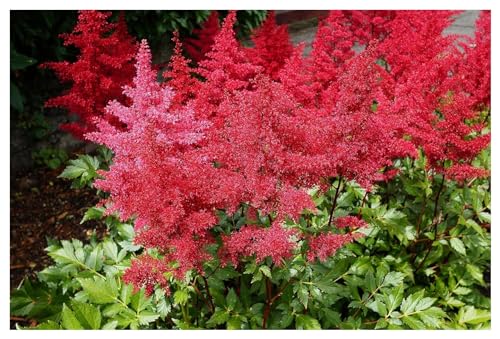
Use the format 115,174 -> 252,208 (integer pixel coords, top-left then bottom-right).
11,10 -> 490,330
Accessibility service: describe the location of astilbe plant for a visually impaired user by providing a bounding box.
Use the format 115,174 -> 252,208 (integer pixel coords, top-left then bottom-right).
183,11 -> 220,63
43,10 -> 137,139
86,10 -> 490,294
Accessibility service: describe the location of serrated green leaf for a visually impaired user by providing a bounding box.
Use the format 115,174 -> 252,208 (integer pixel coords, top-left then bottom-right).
251,270 -> 263,284
78,277 -> 117,304
103,241 -> 119,262
415,297 -> 436,312
401,290 -> 425,314
450,238 -> 466,255
459,306 -> 490,325
367,300 -> 387,316
384,284 -> 404,314
453,287 -> 471,295
259,265 -> 272,279
58,155 -> 99,184
81,207 -> 105,224
131,288 -> 151,312
383,271 -> 405,287
121,283 -> 133,305
401,315 -> 426,329
295,314 -> 321,329
206,309 -> 229,327
417,307 -> 444,328
102,303 -> 127,318
365,271 -> 377,292
297,284 -> 309,309
102,320 -> 118,329
138,310 -> 160,325
70,301 -> 101,329
226,288 -> 238,310
466,264 -> 485,285
61,304 -> 83,329
173,289 -> 189,306
85,247 -> 102,271
226,317 -> 242,329
35,321 -> 61,329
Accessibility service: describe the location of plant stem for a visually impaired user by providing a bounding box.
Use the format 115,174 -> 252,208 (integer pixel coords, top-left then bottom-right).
262,277 -> 273,329
358,190 -> 369,217
202,276 -> 215,313
328,177 -> 343,228
414,175 -> 445,273
191,279 -> 214,314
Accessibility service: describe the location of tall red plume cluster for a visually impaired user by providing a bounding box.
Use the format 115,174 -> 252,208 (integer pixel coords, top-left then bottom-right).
82,10 -> 489,294
43,11 -> 137,139
183,11 -> 220,63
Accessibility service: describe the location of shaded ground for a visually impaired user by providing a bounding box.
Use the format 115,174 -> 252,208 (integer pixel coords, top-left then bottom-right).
10,162 -> 107,290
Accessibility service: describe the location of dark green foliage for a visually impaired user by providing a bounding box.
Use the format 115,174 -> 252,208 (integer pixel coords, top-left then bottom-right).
32,147 -> 68,170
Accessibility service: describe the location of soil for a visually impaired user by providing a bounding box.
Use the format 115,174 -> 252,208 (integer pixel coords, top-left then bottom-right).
10,163 -> 108,290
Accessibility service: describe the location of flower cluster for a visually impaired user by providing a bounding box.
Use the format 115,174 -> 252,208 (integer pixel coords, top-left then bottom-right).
43,11 -> 137,139
86,11 -> 490,292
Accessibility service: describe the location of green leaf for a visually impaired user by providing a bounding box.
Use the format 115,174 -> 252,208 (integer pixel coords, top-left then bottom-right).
384,284 -> 404,313
81,206 -> 105,224
459,306 -> 491,325
11,49 -> 37,70
206,309 -> 229,327
367,300 -> 387,316
401,315 -> 426,329
102,303 -> 127,318
131,288 -> 151,312
383,271 -> 405,287
415,297 -> 436,312
102,320 -> 118,329
138,310 -> 160,325
466,264 -> 485,285
85,247 -> 102,271
121,283 -> 134,305
10,81 -> 24,111
103,240 -> 119,262
401,290 -> 425,314
70,301 -> 102,329
226,288 -> 238,310
365,271 -> 377,292
453,287 -> 471,296
78,277 -> 117,304
61,304 -> 83,329
295,314 -> 321,329
450,238 -> 466,255
226,317 -> 242,329
259,266 -> 272,279
35,321 -> 61,329
297,284 -> 309,309
48,240 -> 78,265
58,155 -> 100,184
173,289 -> 189,306
417,307 -> 446,328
